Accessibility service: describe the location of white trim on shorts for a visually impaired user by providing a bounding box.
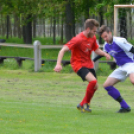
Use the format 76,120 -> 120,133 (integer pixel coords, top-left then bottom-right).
109,63 -> 134,82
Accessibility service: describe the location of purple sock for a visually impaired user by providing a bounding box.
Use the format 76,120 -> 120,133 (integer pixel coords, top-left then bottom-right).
120,100 -> 129,109
105,86 -> 129,108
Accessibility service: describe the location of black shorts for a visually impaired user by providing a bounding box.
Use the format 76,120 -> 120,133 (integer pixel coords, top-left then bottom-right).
77,67 -> 97,81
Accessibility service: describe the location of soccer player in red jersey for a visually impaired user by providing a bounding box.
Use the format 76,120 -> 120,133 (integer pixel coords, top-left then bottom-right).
54,19 -> 111,113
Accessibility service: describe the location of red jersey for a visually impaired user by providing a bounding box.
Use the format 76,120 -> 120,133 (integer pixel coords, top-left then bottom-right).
65,32 -> 99,72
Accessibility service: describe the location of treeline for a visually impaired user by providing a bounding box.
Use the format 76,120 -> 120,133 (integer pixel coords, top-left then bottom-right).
0,0 -> 133,44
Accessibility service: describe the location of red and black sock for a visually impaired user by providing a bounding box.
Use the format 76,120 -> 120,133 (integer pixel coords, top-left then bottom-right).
80,80 -> 97,106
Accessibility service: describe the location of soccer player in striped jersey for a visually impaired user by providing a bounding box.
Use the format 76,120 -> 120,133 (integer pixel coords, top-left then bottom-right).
96,25 -> 134,113
54,19 -> 111,113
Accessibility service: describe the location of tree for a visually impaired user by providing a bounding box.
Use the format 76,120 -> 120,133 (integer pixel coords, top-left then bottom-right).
6,15 -> 10,39
22,15 -> 32,44
65,0 -> 75,41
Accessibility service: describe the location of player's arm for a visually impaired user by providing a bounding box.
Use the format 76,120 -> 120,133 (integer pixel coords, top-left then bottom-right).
94,48 -> 111,60
94,48 -> 117,69
54,46 -> 69,72
93,42 -> 109,62
93,55 -> 104,62
93,52 -> 117,69
117,38 -> 134,53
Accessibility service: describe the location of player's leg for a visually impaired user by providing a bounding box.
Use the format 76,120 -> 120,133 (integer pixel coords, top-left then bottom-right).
77,68 -> 97,112
84,71 -> 98,103
129,72 -> 134,85
103,69 -> 131,113
123,63 -> 134,85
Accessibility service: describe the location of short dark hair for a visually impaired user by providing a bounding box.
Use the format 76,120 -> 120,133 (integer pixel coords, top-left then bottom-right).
99,25 -> 111,36
84,19 -> 99,30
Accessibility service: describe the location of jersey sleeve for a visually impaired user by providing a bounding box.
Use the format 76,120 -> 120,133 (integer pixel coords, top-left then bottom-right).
116,38 -> 132,51
64,37 -> 81,50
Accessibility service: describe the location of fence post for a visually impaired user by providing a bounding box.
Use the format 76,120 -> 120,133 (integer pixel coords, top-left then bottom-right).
33,40 -> 41,72
92,52 -> 99,71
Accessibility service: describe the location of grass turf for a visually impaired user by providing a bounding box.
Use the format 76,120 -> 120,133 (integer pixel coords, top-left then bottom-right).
0,70 -> 134,134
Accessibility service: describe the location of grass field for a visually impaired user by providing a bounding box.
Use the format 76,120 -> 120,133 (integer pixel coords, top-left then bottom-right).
0,70 -> 134,134
0,37 -> 133,133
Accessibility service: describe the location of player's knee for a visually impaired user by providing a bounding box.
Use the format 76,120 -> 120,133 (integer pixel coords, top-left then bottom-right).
129,73 -> 134,85
103,82 -> 109,88
91,79 -> 97,85
130,79 -> 134,85
94,83 -> 98,90
90,80 -> 97,89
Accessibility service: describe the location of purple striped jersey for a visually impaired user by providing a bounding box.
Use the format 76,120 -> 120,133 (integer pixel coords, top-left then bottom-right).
103,37 -> 134,66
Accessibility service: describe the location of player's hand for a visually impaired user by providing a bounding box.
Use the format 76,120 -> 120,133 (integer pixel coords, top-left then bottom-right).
105,53 -> 111,60
54,64 -> 62,72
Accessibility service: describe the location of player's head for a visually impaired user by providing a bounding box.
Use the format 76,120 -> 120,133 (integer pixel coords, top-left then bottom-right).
84,19 -> 99,37
99,25 -> 113,43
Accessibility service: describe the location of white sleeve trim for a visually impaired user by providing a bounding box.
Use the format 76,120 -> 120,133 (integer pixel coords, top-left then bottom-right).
115,37 -> 132,51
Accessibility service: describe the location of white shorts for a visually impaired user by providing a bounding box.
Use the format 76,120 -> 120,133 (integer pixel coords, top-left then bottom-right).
109,63 -> 134,81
